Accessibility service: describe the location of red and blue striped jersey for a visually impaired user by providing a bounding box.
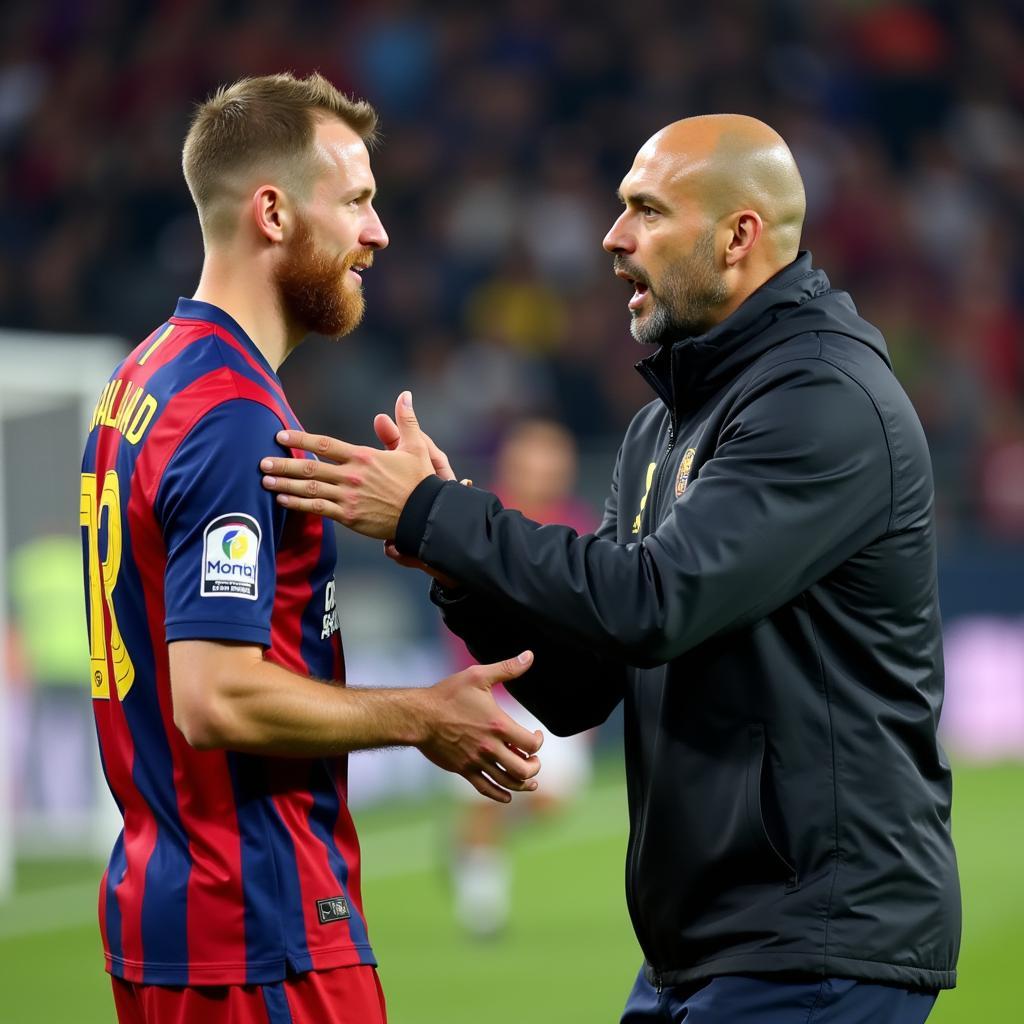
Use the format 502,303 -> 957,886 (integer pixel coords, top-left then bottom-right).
80,298 -> 375,985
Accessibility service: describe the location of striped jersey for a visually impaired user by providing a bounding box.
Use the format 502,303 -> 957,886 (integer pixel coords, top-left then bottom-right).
80,298 -> 374,985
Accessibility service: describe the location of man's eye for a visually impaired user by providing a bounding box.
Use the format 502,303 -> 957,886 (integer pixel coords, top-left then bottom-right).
641,206 -> 658,217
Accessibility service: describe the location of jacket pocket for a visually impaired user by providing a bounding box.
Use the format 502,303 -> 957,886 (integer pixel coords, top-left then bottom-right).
746,723 -> 799,890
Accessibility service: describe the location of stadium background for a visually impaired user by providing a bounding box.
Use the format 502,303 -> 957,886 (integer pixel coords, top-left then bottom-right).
1,1 -> 1022,1021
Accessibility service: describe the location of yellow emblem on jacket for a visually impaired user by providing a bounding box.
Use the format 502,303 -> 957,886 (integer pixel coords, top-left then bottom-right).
632,462 -> 657,534
675,448 -> 696,497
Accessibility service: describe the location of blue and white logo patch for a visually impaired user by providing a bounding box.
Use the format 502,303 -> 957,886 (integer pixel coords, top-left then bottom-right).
201,513 -> 261,599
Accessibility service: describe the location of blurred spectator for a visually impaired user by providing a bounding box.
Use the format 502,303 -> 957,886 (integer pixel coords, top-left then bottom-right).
464,248 -> 568,355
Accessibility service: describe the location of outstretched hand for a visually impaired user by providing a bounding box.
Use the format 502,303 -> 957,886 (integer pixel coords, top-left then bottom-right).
416,650 -> 544,803
371,401 -> 462,588
261,391 -> 441,540
372,405 -> 455,480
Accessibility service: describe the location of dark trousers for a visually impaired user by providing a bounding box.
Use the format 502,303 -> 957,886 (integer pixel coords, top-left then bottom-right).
621,970 -> 938,1023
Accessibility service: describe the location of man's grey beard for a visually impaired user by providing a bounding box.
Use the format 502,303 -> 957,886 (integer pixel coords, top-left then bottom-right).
630,226 -> 728,345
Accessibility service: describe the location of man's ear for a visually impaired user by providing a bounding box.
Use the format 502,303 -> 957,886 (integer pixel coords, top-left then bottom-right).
723,210 -> 763,268
251,185 -> 289,244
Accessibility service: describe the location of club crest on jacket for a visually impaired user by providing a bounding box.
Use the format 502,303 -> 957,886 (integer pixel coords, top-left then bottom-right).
675,448 -> 696,497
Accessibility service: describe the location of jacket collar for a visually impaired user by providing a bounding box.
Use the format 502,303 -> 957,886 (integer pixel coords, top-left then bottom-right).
635,252 -> 839,421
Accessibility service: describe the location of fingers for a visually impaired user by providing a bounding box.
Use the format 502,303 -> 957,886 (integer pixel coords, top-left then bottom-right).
261,455 -> 345,482
379,396 -> 452,477
378,413 -> 452,488
479,650 -> 534,687
488,742 -> 542,784
273,430 -> 360,462
373,413 -> 401,451
382,539 -> 423,569
384,539 -> 461,587
469,652 -> 544,752
464,754 -> 541,803
423,434 -> 456,480
263,492 -> 345,520
260,453 -> 357,489
466,771 -> 514,804
494,713 -> 545,757
261,466 -> 344,502
394,391 -> 426,451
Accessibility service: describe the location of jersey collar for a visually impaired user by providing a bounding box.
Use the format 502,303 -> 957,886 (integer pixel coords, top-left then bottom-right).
173,298 -> 279,380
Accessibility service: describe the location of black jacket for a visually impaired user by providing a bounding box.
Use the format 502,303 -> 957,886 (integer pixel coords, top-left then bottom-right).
395,253 -> 961,991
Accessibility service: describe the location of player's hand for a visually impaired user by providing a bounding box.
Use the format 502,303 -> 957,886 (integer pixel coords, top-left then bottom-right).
382,538 -> 460,591
372,403 -> 461,588
261,392 -> 436,540
415,650 -> 543,803
372,406 -> 456,481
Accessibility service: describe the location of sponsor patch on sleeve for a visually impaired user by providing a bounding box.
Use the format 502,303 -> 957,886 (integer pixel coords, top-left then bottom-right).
201,513 -> 261,599
316,896 -> 350,924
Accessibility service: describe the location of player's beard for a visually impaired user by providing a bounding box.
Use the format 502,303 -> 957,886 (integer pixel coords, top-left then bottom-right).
620,225 -> 729,346
275,214 -> 371,338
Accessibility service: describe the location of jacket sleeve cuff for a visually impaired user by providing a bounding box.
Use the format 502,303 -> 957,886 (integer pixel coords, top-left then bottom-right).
429,578 -> 468,607
395,475 -> 450,556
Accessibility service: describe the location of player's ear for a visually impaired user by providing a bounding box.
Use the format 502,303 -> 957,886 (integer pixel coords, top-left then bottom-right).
723,210 -> 762,268
251,185 -> 288,244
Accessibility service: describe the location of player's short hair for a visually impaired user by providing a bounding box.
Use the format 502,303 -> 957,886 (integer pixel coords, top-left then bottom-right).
182,72 -> 378,241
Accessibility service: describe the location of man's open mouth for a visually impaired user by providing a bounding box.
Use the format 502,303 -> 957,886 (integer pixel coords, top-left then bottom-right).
615,267 -> 650,311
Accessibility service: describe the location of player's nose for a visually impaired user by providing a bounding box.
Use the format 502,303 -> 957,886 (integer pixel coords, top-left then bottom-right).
362,205 -> 389,251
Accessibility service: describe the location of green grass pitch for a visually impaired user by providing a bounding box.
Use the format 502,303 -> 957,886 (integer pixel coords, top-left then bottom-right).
0,758 -> 1018,1022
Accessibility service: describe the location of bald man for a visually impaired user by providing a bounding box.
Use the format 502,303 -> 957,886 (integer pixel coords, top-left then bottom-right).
261,115 -> 960,1022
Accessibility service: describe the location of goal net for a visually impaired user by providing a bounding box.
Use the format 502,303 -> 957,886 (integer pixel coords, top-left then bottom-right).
0,328 -> 126,897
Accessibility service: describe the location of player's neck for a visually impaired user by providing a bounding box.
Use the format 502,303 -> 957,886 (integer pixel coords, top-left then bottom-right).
192,262 -> 303,372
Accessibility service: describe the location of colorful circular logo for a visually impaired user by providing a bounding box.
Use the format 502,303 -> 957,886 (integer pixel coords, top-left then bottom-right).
222,529 -> 249,560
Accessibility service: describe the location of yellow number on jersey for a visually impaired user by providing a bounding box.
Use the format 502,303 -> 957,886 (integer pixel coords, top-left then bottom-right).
80,471 -> 135,700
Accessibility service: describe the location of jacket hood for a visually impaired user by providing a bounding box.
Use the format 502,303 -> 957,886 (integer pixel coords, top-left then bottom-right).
636,251 -> 891,418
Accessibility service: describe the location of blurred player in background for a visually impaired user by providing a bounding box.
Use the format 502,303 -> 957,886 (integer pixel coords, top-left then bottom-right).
447,419 -> 595,938
80,72 -> 541,1024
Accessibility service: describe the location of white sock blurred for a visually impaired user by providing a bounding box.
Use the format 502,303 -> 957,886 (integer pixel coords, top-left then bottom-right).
453,846 -> 510,938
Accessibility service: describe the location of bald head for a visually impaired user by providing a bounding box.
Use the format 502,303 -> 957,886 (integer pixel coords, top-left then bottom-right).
604,115 -> 807,343
640,114 -> 806,262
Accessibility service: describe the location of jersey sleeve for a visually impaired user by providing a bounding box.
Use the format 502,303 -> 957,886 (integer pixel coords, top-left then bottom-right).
156,398 -> 288,646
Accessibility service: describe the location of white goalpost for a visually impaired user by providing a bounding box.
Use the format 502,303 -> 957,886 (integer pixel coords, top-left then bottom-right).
0,328 -> 126,899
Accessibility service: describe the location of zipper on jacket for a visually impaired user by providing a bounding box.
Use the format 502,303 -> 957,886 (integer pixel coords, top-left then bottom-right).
625,817 -> 654,967
644,423 -> 677,534
623,727 -> 662,982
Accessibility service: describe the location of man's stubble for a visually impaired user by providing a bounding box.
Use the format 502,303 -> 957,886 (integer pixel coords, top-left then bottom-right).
629,225 -> 729,346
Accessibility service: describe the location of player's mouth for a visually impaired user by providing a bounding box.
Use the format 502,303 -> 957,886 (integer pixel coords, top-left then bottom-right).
347,253 -> 374,284
614,264 -> 650,311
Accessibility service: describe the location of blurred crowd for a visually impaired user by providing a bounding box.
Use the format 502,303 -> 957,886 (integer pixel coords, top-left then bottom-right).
2,0 -> 1023,538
